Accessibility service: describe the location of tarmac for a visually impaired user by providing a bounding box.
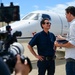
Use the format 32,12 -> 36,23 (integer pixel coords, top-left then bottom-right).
12,41 -> 66,75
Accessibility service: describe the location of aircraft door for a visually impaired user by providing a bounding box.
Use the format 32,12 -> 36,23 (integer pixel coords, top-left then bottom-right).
59,15 -> 69,37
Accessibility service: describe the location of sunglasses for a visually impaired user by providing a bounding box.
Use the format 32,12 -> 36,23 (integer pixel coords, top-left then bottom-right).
44,22 -> 51,25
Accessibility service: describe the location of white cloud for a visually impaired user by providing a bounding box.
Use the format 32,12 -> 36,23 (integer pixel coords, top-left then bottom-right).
45,1 -> 75,15
33,5 -> 39,10
46,4 -> 66,15
66,1 -> 75,6
22,1 -> 75,17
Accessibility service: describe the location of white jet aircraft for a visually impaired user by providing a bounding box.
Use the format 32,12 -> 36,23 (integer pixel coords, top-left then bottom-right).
0,10 -> 69,42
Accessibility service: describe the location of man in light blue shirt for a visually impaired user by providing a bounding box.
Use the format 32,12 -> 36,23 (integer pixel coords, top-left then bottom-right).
55,6 -> 75,75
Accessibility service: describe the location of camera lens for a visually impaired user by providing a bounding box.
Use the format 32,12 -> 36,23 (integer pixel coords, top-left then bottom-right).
8,42 -> 24,56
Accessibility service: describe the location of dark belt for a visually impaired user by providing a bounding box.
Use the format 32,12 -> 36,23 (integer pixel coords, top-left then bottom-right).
66,58 -> 75,62
43,56 -> 56,61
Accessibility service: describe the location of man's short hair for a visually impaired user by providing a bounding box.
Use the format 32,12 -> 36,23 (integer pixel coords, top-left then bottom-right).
65,6 -> 75,16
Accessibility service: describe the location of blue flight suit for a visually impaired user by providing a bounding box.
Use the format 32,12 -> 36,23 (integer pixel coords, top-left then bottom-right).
29,31 -> 56,75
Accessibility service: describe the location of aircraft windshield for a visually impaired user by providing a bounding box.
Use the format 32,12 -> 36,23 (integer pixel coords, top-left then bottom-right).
22,13 -> 39,20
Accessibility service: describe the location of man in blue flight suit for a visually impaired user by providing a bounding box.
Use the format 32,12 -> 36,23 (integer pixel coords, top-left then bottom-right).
28,18 -> 56,75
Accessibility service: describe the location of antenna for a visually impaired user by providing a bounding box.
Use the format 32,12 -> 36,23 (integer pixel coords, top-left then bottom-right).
0,3 -> 4,7
10,2 -> 14,6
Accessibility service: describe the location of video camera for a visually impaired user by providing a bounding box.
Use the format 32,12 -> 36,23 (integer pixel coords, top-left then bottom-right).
0,2 -> 20,23
0,28 -> 32,74
0,3 -> 32,73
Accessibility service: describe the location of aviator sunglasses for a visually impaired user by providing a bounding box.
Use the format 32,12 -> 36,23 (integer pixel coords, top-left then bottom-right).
43,22 -> 51,25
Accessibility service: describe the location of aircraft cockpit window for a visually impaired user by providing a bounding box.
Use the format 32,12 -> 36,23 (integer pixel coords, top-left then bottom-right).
42,14 -> 51,20
22,13 -> 39,20
32,13 -> 39,20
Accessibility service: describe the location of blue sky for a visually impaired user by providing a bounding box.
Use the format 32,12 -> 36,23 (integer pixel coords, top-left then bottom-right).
1,0 -> 75,18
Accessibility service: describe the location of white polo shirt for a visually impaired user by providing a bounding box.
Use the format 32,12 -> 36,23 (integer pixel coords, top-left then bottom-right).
65,19 -> 75,59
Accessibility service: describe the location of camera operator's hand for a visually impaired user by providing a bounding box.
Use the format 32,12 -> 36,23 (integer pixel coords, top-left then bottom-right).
15,55 -> 30,75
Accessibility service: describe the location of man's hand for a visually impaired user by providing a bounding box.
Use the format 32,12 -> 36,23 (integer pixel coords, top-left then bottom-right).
54,41 -> 62,47
56,35 -> 65,40
15,55 -> 30,75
